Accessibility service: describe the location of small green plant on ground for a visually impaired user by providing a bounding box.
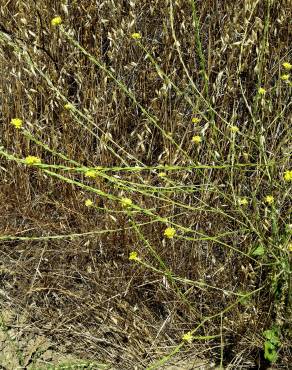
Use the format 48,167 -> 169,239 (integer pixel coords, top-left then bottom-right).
263,327 -> 281,363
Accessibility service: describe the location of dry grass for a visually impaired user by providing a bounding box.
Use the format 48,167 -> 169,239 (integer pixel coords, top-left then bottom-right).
0,0 -> 291,369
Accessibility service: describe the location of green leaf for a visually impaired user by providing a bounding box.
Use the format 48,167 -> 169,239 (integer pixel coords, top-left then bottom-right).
264,341 -> 278,363
238,292 -> 250,306
252,245 -> 265,256
263,328 -> 280,345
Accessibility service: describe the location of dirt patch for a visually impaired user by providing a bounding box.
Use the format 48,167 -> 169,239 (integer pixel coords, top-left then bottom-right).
0,308 -> 109,369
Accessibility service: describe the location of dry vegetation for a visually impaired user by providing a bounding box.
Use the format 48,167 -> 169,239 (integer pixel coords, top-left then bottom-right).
0,0 -> 291,369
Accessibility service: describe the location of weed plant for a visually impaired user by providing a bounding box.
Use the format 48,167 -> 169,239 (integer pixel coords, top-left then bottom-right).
0,0 -> 291,368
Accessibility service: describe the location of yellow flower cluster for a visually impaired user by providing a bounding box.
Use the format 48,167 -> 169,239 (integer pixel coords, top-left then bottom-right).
129,251 -> 138,261
64,103 -> 73,110
121,197 -> 133,207
182,331 -> 193,343
131,32 -> 141,40
282,62 -> 292,70
51,16 -> 62,26
281,74 -> 290,81
164,227 -> 176,239
238,197 -> 248,206
265,195 -> 274,204
85,170 -> 98,178
192,135 -> 202,144
85,199 -> 93,207
10,118 -> 23,129
258,87 -> 266,95
230,125 -> 239,133
284,170 -> 292,182
192,117 -> 201,124
24,156 -> 41,165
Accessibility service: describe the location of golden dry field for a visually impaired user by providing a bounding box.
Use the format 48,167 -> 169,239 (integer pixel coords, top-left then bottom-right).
0,0 -> 291,369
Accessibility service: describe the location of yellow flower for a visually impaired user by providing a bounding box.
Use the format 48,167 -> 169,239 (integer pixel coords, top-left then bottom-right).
121,197 -> 133,207
280,74 -> 290,81
282,62 -> 292,70
131,32 -> 141,40
287,243 -> 292,252
51,16 -> 62,26
265,195 -> 274,204
238,197 -> 248,206
192,135 -> 202,144
182,331 -> 193,343
85,199 -> 93,207
230,125 -> 239,133
164,227 -> 176,239
24,155 -> 41,165
158,172 -> 167,178
64,103 -> 73,110
10,118 -> 23,129
85,170 -> 98,178
192,117 -> 201,124
129,251 -> 138,261
258,87 -> 266,95
284,170 -> 292,182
